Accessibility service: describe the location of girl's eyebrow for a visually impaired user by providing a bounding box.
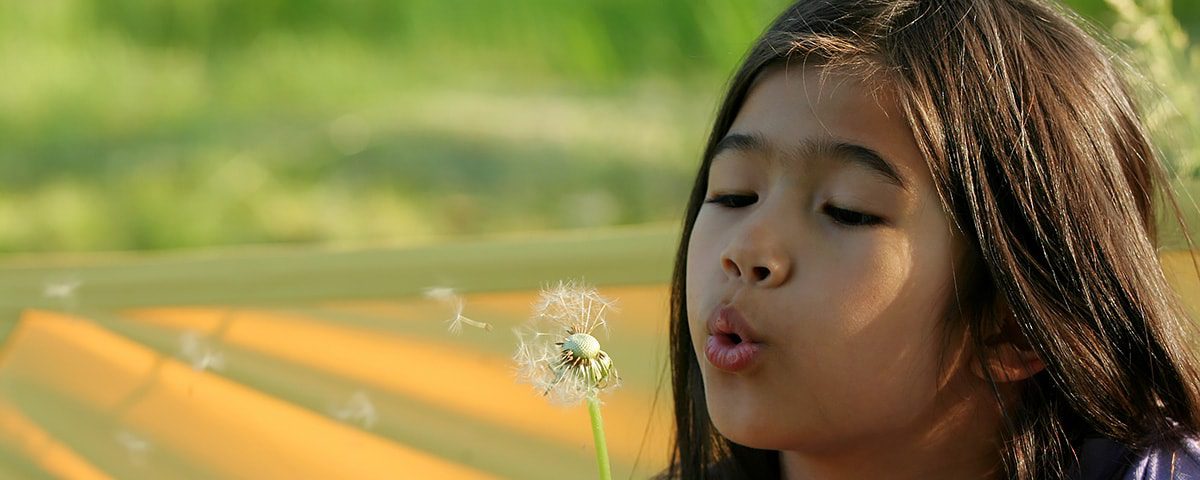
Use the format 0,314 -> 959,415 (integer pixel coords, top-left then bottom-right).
712,132 -> 910,191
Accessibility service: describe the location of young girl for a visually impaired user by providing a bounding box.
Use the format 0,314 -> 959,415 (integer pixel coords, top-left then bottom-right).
662,0 -> 1200,478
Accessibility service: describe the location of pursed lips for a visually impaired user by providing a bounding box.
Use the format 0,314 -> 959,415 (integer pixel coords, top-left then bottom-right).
706,303 -> 765,345
703,302 -> 767,373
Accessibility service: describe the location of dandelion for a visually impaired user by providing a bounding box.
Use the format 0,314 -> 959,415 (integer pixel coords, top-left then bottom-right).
514,280 -> 618,480
423,286 -> 492,334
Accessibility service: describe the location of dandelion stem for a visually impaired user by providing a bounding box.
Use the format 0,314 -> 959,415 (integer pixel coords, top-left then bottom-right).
458,316 -> 493,331
586,395 -> 612,480
458,316 -> 496,331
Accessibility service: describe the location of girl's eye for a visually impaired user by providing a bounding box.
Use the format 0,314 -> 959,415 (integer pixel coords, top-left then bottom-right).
704,194 -> 758,208
824,205 -> 884,227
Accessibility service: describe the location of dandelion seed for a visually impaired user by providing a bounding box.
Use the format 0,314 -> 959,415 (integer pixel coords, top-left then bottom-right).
43,278 -> 81,310
513,280 -> 619,406
114,430 -> 152,467
423,286 -> 492,334
43,279 -> 81,299
180,331 -> 225,372
422,287 -> 457,302
330,390 -> 378,429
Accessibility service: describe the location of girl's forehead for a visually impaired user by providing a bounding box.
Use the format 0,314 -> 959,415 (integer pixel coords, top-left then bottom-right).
727,67 -> 927,189
737,66 -> 906,140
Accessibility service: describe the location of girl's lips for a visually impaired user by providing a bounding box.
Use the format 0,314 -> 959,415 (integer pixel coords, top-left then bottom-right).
705,334 -> 762,373
704,304 -> 764,373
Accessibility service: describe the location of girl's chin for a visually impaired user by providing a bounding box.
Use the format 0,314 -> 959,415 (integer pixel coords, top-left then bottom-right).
710,417 -> 784,450
705,398 -> 782,449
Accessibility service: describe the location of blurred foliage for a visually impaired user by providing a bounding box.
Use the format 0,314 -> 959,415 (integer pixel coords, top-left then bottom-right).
1107,0 -> 1200,178
0,0 -> 1197,254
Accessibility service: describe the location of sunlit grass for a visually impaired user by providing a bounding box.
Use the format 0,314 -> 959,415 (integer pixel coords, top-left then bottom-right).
0,0 -> 1196,254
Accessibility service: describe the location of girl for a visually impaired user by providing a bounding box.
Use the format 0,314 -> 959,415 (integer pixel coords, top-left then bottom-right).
662,0 -> 1200,478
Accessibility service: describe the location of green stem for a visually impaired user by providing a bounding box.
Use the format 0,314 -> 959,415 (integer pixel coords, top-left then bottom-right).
586,395 -> 613,480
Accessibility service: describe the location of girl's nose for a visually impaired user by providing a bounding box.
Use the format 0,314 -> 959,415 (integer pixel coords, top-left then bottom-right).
720,234 -> 792,288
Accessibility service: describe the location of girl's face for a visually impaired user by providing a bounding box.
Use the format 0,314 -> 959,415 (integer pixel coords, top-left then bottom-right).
687,67 -> 993,458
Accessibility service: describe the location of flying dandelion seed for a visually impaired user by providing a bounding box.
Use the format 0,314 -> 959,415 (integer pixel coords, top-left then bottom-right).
330,390 -> 378,429
423,286 -> 492,334
513,280 -> 619,406
43,277 -> 82,310
43,279 -> 81,299
114,430 -> 152,467
422,287 -> 457,302
180,331 -> 226,372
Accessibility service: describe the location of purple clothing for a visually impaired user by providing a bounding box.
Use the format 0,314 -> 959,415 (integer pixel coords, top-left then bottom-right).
1073,437 -> 1200,480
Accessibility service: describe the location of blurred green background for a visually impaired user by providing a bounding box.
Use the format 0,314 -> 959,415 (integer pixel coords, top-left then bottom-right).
1,0 -> 1198,255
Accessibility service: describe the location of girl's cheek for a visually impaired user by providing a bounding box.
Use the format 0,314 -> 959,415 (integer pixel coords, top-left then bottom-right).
687,212 -> 723,275
684,220 -> 708,307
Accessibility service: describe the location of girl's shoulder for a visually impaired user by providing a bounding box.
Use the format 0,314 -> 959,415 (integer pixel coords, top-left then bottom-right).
1074,436 -> 1200,480
1122,437 -> 1200,480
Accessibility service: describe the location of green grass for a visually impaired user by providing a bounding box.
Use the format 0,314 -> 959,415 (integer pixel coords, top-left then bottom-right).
0,441 -> 55,480
0,223 -> 679,345
0,0 -> 1196,254
0,378 -> 219,479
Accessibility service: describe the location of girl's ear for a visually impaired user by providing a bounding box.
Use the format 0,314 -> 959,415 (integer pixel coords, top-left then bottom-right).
970,301 -> 1047,383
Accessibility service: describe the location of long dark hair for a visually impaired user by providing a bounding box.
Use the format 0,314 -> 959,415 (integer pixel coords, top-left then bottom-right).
662,1 -> 1200,478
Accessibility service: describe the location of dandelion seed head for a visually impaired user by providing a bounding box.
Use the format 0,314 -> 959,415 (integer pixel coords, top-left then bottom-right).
514,280 -> 619,406
562,332 -> 601,360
